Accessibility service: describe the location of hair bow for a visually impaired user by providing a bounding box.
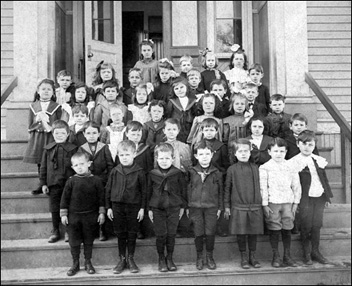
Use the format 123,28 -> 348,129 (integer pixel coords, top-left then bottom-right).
96,60 -> 104,71
199,48 -> 211,57
144,38 -> 154,44
230,44 -> 241,53
159,58 -> 174,67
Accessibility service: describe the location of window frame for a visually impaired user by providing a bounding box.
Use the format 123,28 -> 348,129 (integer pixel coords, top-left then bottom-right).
91,1 -> 114,44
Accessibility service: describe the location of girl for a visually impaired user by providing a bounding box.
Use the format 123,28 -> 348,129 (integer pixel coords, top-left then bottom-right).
246,116 -> 273,166
128,83 -> 152,124
167,77 -> 197,143
224,44 -> 250,93
153,58 -> 177,102
121,68 -> 142,105
199,48 -> 229,94
23,79 -> 62,195
134,39 -> 159,85
187,93 -> 223,148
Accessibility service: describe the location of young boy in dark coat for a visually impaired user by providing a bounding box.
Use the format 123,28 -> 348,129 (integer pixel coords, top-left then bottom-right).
148,143 -> 188,272
60,152 -> 105,276
187,141 -> 223,270
106,140 -> 147,274
68,105 -> 89,147
40,120 -> 77,243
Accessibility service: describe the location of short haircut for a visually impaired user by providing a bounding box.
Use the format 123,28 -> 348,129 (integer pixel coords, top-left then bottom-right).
83,121 -> 100,133
154,142 -> 174,158
148,99 -> 166,113
117,140 -> 137,154
247,116 -> 269,135
109,103 -> 124,114
158,60 -> 174,71
229,93 -> 248,112
52,119 -> 69,134
270,93 -> 286,102
210,79 -> 227,91
128,68 -> 143,79
72,104 -> 89,116
71,151 -> 90,163
179,55 -> 193,64
297,130 -> 317,143
267,137 -> 288,150
103,80 -> 119,92
164,118 -> 181,130
126,121 -> 143,133
248,63 -> 264,74
290,113 -> 308,125
194,139 -> 213,154
200,117 -> 219,131
243,82 -> 258,90
201,52 -> 219,69
57,70 -> 72,78
187,68 -> 201,79
232,138 -> 252,152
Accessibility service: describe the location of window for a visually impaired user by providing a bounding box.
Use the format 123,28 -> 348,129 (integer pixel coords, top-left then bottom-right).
92,1 -> 114,43
215,1 -> 242,53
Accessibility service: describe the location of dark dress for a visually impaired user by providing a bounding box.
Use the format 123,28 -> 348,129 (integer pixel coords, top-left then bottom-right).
247,135 -> 273,166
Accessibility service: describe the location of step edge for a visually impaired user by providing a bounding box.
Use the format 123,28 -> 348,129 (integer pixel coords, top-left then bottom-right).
1,172 -> 38,178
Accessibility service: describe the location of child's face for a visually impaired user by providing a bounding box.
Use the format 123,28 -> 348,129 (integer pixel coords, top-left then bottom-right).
268,145 -> 287,163
57,76 -> 72,89
188,74 -> 201,88
173,83 -> 187,98
159,68 -> 171,83
136,88 -> 148,104
202,126 -> 217,140
164,123 -> 180,141
118,149 -> 136,166
235,144 -> 251,162
211,84 -> 226,98
206,54 -> 216,69
150,105 -> 164,123
270,100 -> 285,114
250,120 -> 264,136
290,120 -> 307,136
71,157 -> 91,175
249,69 -> 264,84
84,126 -> 100,143
126,129 -> 142,144
53,128 -> 69,143
110,108 -> 124,124
104,87 -> 118,102
233,98 -> 246,114
297,140 -> 316,157
156,151 -> 173,170
180,60 -> 192,73
141,44 -> 153,59
75,87 -> 87,103
129,71 -> 142,88
100,68 -> 113,82
245,87 -> 258,102
73,111 -> 88,126
195,148 -> 213,168
202,96 -> 216,114
37,83 -> 54,101
232,53 -> 245,69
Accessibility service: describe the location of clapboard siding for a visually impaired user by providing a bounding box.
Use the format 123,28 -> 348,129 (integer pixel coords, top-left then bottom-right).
1,0 -> 14,87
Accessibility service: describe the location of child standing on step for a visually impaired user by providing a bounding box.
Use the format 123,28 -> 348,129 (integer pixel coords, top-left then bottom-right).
153,58 -> 177,102
121,68 -> 143,106
179,55 -> 193,79
128,83 -> 152,125
60,152 -> 106,276
224,138 -> 264,269
55,70 -> 74,106
68,104 -> 89,147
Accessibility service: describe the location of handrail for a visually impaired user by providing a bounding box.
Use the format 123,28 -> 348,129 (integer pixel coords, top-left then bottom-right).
305,72 -> 351,142
1,76 -> 18,106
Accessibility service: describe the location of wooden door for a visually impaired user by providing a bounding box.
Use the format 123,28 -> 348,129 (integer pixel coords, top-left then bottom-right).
84,1 -> 122,85
163,1 -> 207,72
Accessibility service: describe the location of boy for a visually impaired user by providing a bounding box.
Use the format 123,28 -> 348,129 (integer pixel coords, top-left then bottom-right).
40,120 -> 78,243
289,130 -> 333,265
179,55 -> 193,79
210,79 -> 231,118
148,143 -> 188,272
106,140 -> 147,274
266,94 -> 292,139
60,152 -> 105,276
243,82 -> 268,117
187,68 -> 204,97
68,105 -> 89,147
187,141 -> 223,270
248,63 -> 270,113
56,70 -> 74,105
121,68 -> 142,105
259,138 -> 301,268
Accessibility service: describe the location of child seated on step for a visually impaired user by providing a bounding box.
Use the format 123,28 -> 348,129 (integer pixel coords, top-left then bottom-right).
60,152 -> 105,276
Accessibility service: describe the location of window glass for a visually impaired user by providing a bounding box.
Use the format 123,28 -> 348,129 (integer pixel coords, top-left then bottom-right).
92,1 -> 114,43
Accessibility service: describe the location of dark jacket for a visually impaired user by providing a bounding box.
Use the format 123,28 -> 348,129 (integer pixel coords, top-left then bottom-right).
120,87 -> 135,106
247,134 -> 273,166
144,120 -> 166,151
148,166 -> 188,210
105,163 -> 147,209
188,164 -> 224,210
257,84 -> 270,113
153,80 -> 172,102
266,112 -> 292,138
68,124 -> 87,147
284,131 -> 319,160
249,100 -> 269,117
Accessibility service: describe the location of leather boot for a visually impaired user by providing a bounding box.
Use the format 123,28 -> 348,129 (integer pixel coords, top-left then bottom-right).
301,232 -> 313,265
272,249 -> 281,268
31,186 -> 42,195
113,256 -> 127,274
158,254 -> 168,272
249,251 -> 261,268
206,251 -> 216,270
166,253 -> 177,271
48,229 -> 60,243
196,252 -> 203,270
67,259 -> 80,276
64,232 -> 69,243
84,259 -> 95,274
127,255 -> 139,273
99,225 -> 107,241
240,251 -> 250,269
311,248 -> 329,264
283,248 -> 297,267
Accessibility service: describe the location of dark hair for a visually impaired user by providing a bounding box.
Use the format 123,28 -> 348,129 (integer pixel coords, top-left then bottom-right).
169,77 -> 191,99
248,63 -> 264,74
83,121 -> 100,133
270,93 -> 286,103
194,139 -> 214,154
52,119 -> 70,134
102,80 -> 119,92
139,40 -> 155,60
210,79 -> 227,91
200,117 -> 219,131
148,99 -> 166,113
155,142 -> 174,158
72,104 -> 89,116
128,68 -> 143,79
229,49 -> 248,70
198,93 -> 221,116
297,130 -> 317,143
92,61 -> 118,86
290,113 -> 308,125
126,121 -> 143,133
72,81 -> 90,106
71,151 -> 90,163
201,52 -> 219,69
247,116 -> 269,136
267,137 -> 288,150
57,70 -> 72,78
164,118 -> 181,130
133,83 -> 152,104
33,79 -> 56,102
233,138 -> 252,152
158,60 -> 174,71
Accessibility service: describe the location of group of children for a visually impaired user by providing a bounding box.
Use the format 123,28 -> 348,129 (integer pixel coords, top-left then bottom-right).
22,40 -> 333,276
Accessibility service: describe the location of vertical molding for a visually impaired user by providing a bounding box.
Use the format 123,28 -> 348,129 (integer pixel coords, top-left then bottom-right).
242,1 -> 253,66
115,1 -> 123,86
206,1 -> 215,51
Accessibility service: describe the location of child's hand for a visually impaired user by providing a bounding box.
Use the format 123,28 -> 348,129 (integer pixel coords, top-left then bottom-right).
244,109 -> 254,123
98,213 -> 105,225
42,185 -> 49,195
224,208 -> 231,220
148,210 -> 153,223
179,208 -> 185,220
325,202 -> 330,208
65,92 -> 72,103
292,204 -> 298,217
186,209 -> 190,218
170,70 -> 179,78
146,83 -> 154,94
87,101 -> 95,110
137,208 -> 144,222
217,210 -> 221,220
263,206 -> 273,217
107,208 -> 114,221
61,216 -> 68,225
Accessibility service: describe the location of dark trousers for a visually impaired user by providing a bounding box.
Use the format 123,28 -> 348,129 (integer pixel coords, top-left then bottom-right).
117,232 -> 137,256
195,235 -> 215,252
49,185 -> 64,212
111,202 -> 140,234
67,211 -> 98,247
189,207 -> 217,236
237,234 -> 257,252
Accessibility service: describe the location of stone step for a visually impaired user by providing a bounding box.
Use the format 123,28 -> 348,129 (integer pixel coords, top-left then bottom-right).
1,228 -> 350,270
1,155 -> 38,173
1,172 -> 39,193
1,139 -> 28,156
1,192 -> 49,214
1,256 -> 351,285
